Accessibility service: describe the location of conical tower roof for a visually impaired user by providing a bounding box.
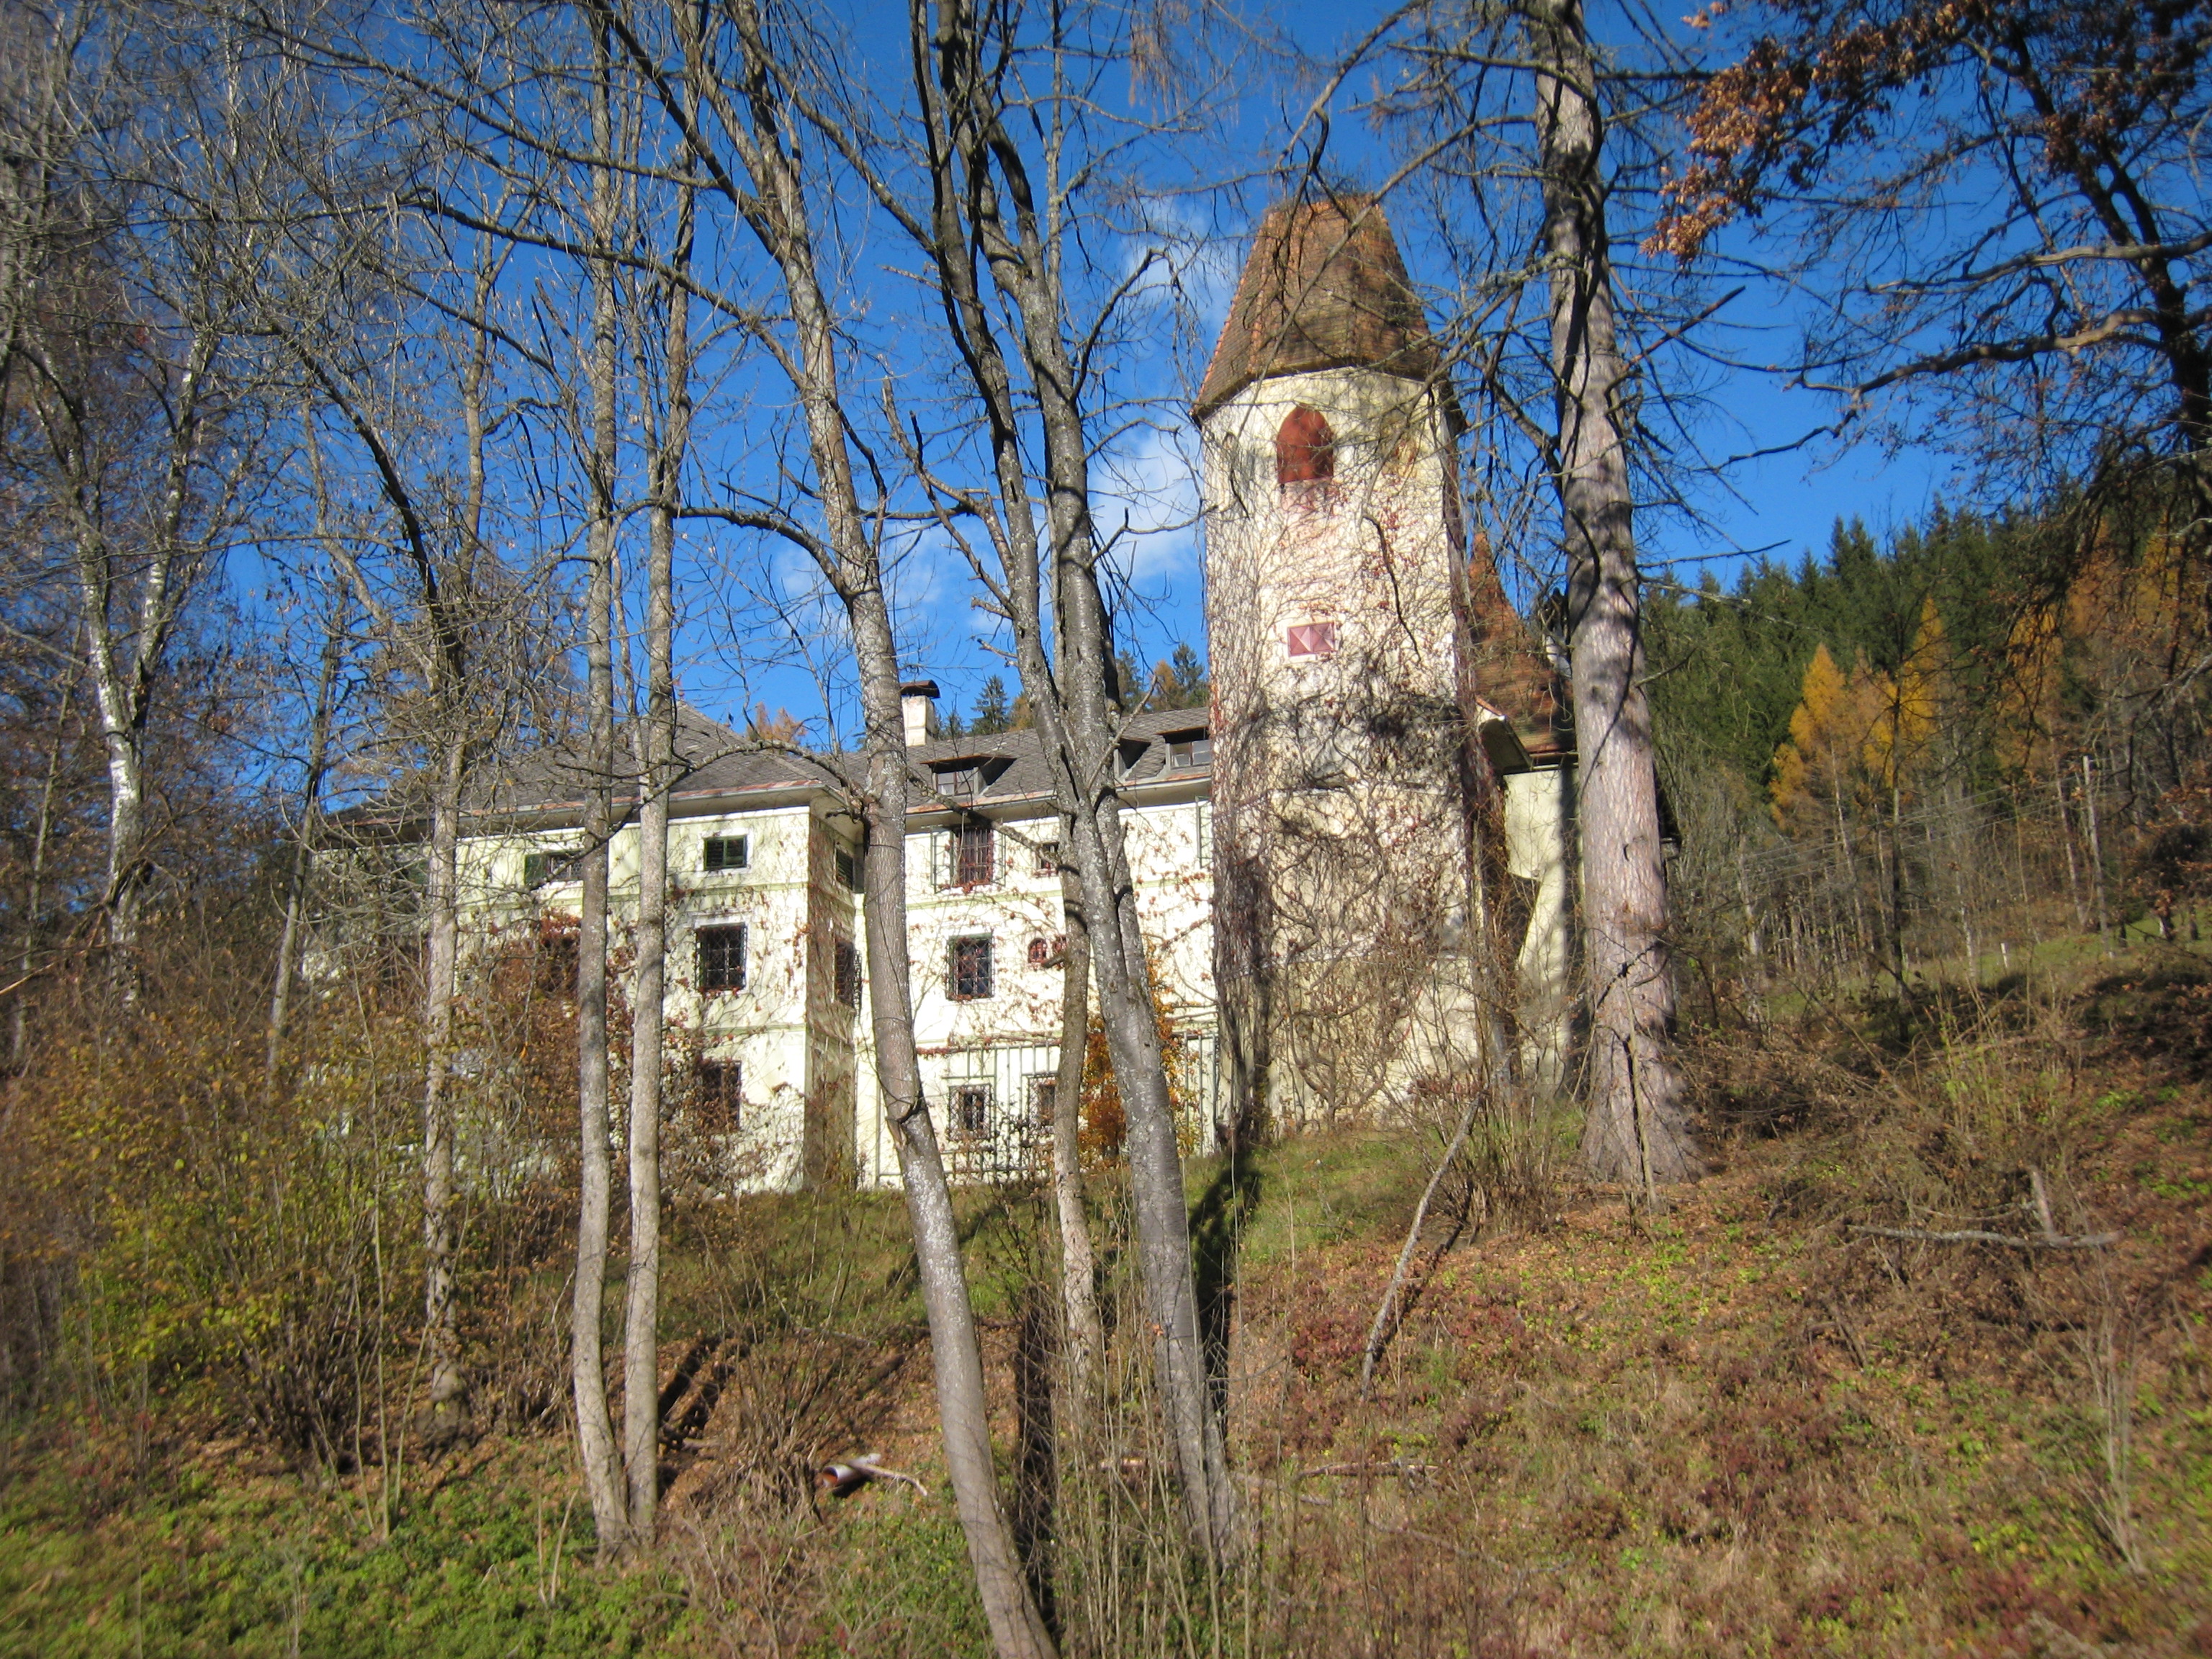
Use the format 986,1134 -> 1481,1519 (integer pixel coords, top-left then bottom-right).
1193,195 -> 1441,420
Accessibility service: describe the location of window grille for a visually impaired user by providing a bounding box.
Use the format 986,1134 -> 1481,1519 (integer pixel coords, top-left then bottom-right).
698,922 -> 747,992
950,935 -> 994,999
703,835 -> 749,872
835,845 -> 860,891
834,937 -> 863,1009
951,819 -> 995,886
696,1060 -> 741,1133
949,1082 -> 992,1138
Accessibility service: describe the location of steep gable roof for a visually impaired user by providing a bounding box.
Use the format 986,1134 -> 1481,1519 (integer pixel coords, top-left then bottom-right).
1193,196 -> 1442,420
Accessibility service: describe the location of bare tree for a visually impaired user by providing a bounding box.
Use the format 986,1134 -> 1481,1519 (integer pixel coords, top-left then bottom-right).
619,84 -> 696,1552
2,9 -> 264,1007
893,0 -> 1238,1551
1521,0 -> 1697,1186
585,0 -> 1056,1642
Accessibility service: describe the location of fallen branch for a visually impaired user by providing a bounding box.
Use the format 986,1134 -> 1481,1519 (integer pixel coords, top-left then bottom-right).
816,1452 -> 929,1500
1361,1088 -> 1485,1395
1850,1224 -> 2118,1251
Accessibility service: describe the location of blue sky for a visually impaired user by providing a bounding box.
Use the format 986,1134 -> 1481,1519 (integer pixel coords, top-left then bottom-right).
658,0 -> 1956,743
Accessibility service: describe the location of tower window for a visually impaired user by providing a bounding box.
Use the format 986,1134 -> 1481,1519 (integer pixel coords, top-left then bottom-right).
703,835 -> 749,872
835,845 -> 861,891
834,936 -> 863,1009
1274,405 -> 1336,485
698,922 -> 747,992
1287,621 -> 1339,660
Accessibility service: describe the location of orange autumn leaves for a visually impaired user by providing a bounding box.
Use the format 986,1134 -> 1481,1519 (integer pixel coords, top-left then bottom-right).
1771,598 -> 1948,828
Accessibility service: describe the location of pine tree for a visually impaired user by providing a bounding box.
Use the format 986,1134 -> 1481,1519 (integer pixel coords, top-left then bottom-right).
970,675 -> 1012,734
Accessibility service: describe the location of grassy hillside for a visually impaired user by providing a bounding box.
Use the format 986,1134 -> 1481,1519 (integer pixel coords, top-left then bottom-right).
4,944 -> 2208,1656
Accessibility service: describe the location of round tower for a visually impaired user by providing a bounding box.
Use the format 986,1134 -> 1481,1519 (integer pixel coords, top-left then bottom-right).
1197,197 -> 1480,1132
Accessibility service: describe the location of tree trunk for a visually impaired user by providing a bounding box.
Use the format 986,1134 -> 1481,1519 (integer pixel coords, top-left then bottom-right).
421,735 -> 467,1439
572,23 -> 629,1553
913,0 -> 1236,1548
269,617 -> 346,1079
1526,0 -> 1699,1187
12,639 -> 77,1072
647,4 -> 1054,1642
1051,847 -> 1102,1408
621,155 -> 692,1547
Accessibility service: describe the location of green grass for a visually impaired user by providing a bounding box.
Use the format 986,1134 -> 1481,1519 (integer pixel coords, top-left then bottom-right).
0,1438 -> 684,1658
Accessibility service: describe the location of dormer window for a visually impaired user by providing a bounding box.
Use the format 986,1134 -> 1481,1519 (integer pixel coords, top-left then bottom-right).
1275,405 -> 1335,485
1165,728 -> 1212,770
1114,739 -> 1151,779
932,755 -> 1010,800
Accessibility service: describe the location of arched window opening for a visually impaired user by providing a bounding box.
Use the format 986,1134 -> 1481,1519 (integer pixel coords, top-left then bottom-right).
1274,405 -> 1335,485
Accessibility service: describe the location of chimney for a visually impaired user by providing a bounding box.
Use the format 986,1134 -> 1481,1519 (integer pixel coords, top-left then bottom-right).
899,680 -> 940,748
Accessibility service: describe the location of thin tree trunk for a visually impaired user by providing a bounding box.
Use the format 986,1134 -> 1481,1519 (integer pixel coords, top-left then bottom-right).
1526,0 -> 1698,1187
1051,848 -> 1102,1407
630,4 -> 1053,1641
2084,754 -> 2111,952
12,634 -> 77,1071
269,616 -> 346,1079
2057,765 -> 2085,930
572,20 -> 629,1554
910,0 -> 1237,1548
421,736 -> 466,1439
621,146 -> 692,1548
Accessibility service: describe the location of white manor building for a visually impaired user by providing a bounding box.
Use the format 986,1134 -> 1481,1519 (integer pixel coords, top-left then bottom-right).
438,198 -> 1577,1192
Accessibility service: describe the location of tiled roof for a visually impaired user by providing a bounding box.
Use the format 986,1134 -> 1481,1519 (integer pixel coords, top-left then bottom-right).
1193,196 -> 1442,420
477,703 -> 1215,821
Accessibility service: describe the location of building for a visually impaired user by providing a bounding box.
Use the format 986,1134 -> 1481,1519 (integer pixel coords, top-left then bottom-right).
426,197 -> 1574,1192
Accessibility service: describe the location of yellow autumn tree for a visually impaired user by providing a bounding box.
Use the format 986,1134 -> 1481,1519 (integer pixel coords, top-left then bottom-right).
1862,596 -> 1946,792
1770,644 -> 1889,832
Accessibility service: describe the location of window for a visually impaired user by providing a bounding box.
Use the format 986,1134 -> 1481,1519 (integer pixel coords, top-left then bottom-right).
1026,935 -> 1052,968
934,756 -> 1010,801
834,936 -> 863,1010
1033,837 -> 1060,876
1029,1076 -> 1058,1128
950,935 -> 994,1000
698,922 -> 747,992
535,927 -> 579,995
703,835 -> 749,872
696,1060 -> 741,1133
1286,620 -> 1339,660
1114,739 -> 1151,779
950,1082 -> 992,1138
1275,405 -> 1336,485
522,850 -> 576,889
1166,728 -> 1212,770
952,819 -> 995,886
835,845 -> 860,891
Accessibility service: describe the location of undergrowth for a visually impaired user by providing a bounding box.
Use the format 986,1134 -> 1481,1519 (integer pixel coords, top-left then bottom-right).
3,950 -> 2208,1655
